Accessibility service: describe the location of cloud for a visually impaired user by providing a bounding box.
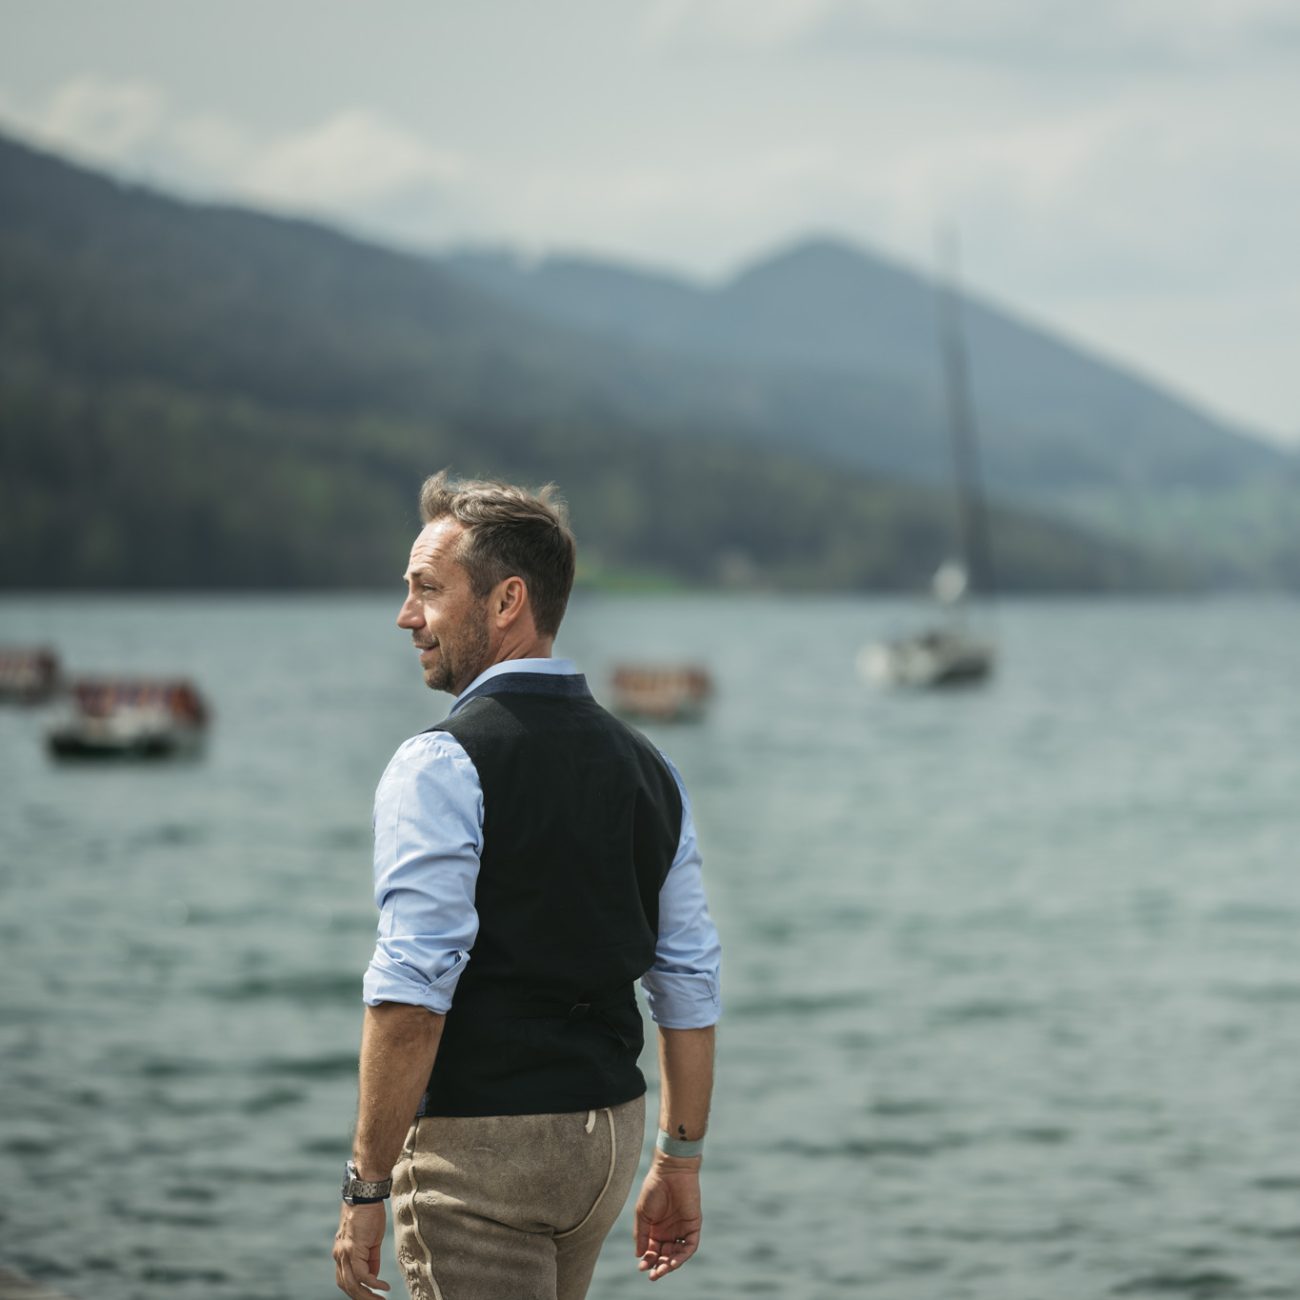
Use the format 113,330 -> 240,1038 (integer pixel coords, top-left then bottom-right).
1,78 -> 466,232
643,0 -> 834,51
16,76 -> 167,162
643,0 -> 1300,66
238,109 -> 462,210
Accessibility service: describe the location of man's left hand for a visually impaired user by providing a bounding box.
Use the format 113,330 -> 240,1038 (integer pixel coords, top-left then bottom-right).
634,1156 -> 703,1281
333,1201 -> 391,1297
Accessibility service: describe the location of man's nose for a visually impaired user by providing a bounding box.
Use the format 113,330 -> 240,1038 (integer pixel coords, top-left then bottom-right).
397,595 -> 422,628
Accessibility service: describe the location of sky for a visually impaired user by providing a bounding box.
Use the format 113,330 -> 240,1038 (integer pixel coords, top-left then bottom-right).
2,0 -> 1298,445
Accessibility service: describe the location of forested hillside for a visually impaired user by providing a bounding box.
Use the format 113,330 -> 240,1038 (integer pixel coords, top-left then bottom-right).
0,132 -> 1219,591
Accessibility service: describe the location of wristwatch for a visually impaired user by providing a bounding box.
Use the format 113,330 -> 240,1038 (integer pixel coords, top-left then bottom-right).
341,1159 -> 392,1206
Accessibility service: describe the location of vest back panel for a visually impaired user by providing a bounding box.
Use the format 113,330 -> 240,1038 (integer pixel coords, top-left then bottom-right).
423,686 -> 682,1116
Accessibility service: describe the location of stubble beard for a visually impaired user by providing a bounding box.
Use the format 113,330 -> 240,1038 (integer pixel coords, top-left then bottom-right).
424,604 -> 492,696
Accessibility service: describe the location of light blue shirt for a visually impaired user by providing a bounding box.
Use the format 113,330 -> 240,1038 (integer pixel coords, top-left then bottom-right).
363,658 -> 722,1029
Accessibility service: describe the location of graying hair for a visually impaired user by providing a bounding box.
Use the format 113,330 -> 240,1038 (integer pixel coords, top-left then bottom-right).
418,470 -> 576,638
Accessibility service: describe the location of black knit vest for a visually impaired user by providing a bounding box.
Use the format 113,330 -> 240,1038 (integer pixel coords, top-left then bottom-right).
421,672 -> 683,1117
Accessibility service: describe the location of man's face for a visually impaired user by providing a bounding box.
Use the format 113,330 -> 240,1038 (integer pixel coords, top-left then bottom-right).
397,519 -> 493,695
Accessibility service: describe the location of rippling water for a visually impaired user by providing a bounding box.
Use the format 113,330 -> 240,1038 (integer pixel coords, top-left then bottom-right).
2,594 -> 1299,1300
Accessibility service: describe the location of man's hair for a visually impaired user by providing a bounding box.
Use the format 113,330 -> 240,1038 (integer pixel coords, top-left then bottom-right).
419,470 -> 577,638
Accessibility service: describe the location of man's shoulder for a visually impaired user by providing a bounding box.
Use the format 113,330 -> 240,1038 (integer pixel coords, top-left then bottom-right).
381,728 -> 477,782
373,729 -> 483,831
440,693 -> 675,782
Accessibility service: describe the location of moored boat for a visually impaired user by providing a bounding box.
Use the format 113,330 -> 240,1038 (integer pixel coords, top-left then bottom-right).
609,665 -> 713,724
861,234 -> 998,691
861,560 -> 995,689
0,647 -> 62,703
47,678 -> 210,760
859,624 -> 995,689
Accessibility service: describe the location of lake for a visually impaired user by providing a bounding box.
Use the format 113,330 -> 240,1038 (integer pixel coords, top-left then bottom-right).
2,593 -> 1299,1299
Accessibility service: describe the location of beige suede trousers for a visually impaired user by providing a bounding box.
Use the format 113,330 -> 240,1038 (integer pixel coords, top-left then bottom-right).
391,1095 -> 645,1300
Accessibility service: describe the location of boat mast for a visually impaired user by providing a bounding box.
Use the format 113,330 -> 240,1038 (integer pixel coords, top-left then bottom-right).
936,229 -> 997,602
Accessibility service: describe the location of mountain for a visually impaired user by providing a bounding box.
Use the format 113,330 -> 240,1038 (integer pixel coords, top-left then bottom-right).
445,239 -> 1288,488
443,242 -> 1300,582
0,130 -> 1252,592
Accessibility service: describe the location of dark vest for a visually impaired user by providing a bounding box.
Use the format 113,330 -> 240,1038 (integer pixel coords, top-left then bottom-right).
421,672 -> 683,1117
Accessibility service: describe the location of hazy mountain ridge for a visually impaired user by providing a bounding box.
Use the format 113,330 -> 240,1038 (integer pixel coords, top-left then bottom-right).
0,130 -> 1263,591
442,239 -> 1288,490
442,242 -> 1299,583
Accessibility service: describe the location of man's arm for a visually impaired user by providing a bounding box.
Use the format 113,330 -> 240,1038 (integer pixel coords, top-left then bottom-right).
634,1025 -> 715,1281
335,731 -> 482,1297
333,1002 -> 444,1299
354,1002 -> 444,1178
637,756 -> 721,1283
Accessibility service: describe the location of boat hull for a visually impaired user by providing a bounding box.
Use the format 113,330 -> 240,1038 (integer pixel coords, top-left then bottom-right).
859,633 -> 995,690
47,727 -> 204,760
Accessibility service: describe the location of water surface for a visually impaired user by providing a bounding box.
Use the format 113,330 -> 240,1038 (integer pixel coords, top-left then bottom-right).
1,594 -> 1298,1299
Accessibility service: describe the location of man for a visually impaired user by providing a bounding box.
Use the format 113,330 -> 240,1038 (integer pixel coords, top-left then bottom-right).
333,472 -> 721,1300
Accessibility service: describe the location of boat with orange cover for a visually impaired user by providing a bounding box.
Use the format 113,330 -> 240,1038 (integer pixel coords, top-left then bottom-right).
609,665 -> 713,724
0,647 -> 62,703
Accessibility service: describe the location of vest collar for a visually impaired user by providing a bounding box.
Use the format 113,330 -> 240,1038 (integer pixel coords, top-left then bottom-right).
451,671 -> 592,715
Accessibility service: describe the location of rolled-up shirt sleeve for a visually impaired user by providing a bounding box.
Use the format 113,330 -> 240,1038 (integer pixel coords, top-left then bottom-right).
362,731 -> 483,1014
642,756 -> 722,1029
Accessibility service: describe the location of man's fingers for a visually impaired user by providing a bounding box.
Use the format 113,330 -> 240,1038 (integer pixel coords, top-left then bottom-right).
633,1211 -> 668,1260
333,1203 -> 389,1298
353,1260 -> 390,1294
334,1238 -> 354,1295
637,1232 -> 698,1280
353,1240 -> 389,1292
336,1251 -> 361,1298
334,1243 -> 388,1298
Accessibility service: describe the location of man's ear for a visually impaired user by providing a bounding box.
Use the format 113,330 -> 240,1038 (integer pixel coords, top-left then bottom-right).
494,576 -> 528,625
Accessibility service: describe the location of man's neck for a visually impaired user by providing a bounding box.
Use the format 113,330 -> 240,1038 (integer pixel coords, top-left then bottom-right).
452,647 -> 563,698
492,638 -> 555,665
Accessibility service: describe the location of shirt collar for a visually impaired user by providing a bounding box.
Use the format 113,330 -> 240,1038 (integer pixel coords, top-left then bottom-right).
451,657 -> 579,712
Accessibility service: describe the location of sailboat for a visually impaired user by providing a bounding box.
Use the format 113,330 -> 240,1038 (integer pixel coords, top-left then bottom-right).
861,233 -> 997,690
